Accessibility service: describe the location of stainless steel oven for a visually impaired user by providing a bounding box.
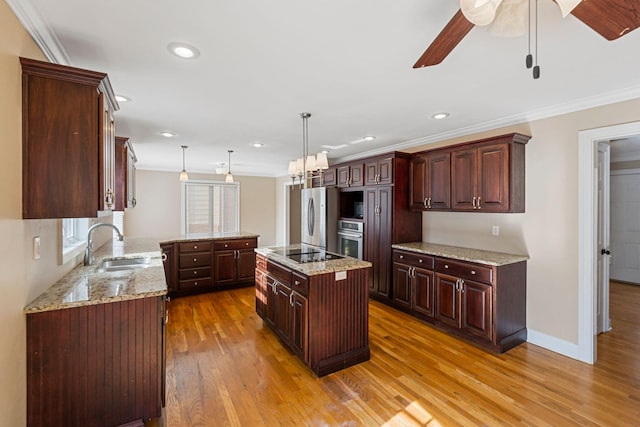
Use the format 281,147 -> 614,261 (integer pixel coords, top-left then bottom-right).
337,220 -> 364,260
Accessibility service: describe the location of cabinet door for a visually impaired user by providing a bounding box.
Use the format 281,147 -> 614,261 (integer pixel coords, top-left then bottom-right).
364,188 -> 378,294
99,92 -> 115,212
461,280 -> 493,340
127,148 -> 137,208
337,165 -> 351,188
377,187 -> 392,298
322,168 -> 337,187
392,263 -> 412,308
435,273 -> 460,328
428,151 -> 451,210
413,267 -> 434,317
409,156 -> 427,210
264,278 -> 277,328
477,142 -> 510,212
451,148 -> 477,211
214,250 -> 236,285
290,292 -> 308,361
237,249 -> 256,283
160,244 -> 176,294
350,164 -> 364,187
364,160 -> 379,186
274,283 -> 292,343
377,158 -> 393,185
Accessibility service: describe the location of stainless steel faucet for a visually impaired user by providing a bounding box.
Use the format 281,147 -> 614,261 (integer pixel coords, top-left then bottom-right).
83,223 -> 124,266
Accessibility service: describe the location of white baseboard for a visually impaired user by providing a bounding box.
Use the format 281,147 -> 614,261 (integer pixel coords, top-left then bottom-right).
527,329 -> 580,360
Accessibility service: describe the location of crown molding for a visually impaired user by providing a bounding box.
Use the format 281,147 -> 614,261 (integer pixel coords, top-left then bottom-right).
335,84 -> 640,164
6,0 -> 70,65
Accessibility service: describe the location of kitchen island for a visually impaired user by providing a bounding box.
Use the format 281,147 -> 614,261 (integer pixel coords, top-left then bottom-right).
255,245 -> 372,376
24,237 -> 167,427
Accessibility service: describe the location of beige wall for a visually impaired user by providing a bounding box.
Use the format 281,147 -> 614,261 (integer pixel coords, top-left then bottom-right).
125,170 -> 277,247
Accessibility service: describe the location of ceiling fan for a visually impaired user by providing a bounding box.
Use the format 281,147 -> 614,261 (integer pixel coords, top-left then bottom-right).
414,0 -> 640,69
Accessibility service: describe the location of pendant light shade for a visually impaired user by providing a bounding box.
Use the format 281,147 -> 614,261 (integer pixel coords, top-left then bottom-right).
225,150 -> 234,183
179,145 -> 189,181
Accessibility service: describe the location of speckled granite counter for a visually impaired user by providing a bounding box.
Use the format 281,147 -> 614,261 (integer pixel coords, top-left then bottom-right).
255,245 -> 371,276
159,231 -> 260,244
392,242 -> 528,266
24,237 -> 167,314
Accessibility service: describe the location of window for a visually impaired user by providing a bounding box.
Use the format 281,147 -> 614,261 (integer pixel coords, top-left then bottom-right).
60,218 -> 90,264
181,181 -> 239,234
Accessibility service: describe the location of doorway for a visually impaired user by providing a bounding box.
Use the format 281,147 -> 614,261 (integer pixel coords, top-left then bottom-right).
578,121 -> 640,364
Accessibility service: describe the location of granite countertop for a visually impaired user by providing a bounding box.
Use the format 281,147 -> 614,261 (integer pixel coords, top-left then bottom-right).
24,237 -> 167,314
392,242 -> 529,266
159,231 -> 259,244
255,245 -> 372,276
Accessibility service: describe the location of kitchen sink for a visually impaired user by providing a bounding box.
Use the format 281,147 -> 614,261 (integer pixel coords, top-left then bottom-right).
96,256 -> 151,272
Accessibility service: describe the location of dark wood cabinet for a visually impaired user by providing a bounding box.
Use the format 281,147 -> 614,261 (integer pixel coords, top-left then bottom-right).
214,238 -> 258,286
337,162 -> 364,187
392,250 -> 435,317
162,237 -> 257,297
392,247 -> 526,352
365,186 -> 393,298
312,168 -> 337,187
365,156 -> 393,185
114,136 -> 137,210
27,296 -> 165,427
450,134 -> 530,212
410,151 -> 451,210
21,57 -> 119,219
256,254 -> 370,376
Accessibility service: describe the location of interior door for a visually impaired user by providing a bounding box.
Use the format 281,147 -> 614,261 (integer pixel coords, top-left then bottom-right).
610,170 -> 640,284
596,142 -> 611,334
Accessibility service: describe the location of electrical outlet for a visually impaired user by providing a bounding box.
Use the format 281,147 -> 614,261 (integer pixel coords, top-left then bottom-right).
33,236 -> 41,260
492,226 -> 500,236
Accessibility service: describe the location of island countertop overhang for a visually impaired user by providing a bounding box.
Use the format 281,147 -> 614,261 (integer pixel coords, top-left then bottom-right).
255,244 -> 371,276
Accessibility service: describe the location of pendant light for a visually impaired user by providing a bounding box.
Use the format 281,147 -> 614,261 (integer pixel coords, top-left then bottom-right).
179,145 -> 189,181
225,150 -> 234,183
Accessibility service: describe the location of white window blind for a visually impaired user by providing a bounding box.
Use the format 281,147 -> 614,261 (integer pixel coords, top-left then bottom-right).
182,181 -> 239,234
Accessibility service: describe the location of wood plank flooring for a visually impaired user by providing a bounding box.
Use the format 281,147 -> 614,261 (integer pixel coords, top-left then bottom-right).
147,282 -> 640,426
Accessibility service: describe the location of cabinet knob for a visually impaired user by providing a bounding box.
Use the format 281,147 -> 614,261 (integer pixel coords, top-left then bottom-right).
399,255 -> 404,259
444,264 -> 449,269
194,245 -> 198,249
225,244 -> 228,248
194,271 -> 197,275
418,259 -> 423,263
193,258 -> 197,262
194,281 -> 199,286
471,270 -> 476,275
295,280 -> 300,285
245,242 -> 249,246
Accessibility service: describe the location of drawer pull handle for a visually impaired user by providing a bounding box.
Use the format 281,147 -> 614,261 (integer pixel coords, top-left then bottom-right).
399,255 -> 404,259
444,265 -> 449,269
418,259 -> 423,263
295,280 -> 300,285
471,270 -> 476,275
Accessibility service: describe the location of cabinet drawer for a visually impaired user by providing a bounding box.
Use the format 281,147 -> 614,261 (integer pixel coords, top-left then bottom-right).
256,254 -> 267,271
179,266 -> 211,280
214,238 -> 257,251
434,259 -> 492,284
291,272 -> 309,297
393,250 -> 434,269
178,241 -> 212,253
179,253 -> 211,268
179,277 -> 213,291
267,260 -> 292,285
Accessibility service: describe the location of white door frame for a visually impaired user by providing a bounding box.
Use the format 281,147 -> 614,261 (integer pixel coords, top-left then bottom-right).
578,121 -> 640,364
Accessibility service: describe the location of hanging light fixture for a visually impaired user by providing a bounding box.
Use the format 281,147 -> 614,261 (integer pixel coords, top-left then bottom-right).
225,150 -> 234,183
287,113 -> 330,187
179,145 -> 189,181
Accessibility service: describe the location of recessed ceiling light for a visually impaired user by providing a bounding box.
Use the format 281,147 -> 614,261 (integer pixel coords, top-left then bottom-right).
321,150 -> 329,154
115,94 -> 131,103
167,43 -> 200,59
160,131 -> 176,138
432,112 -> 450,120
363,136 -> 376,141
252,143 -> 264,148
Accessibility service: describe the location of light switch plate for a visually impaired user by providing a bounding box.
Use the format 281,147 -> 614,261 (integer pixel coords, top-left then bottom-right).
33,236 -> 41,260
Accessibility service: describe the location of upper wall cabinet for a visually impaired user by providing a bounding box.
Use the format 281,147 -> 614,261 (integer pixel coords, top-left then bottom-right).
364,156 -> 394,186
411,133 -> 530,213
114,136 -> 137,211
337,162 -> 364,188
451,133 -> 530,213
21,57 -> 119,219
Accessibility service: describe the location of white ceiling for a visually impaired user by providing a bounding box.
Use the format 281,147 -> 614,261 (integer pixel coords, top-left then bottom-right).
8,0 -> 640,177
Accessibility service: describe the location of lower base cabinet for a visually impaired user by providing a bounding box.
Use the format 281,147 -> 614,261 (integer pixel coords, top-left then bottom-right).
162,237 -> 257,297
392,248 -> 526,352
27,296 -> 166,427
255,254 -> 370,376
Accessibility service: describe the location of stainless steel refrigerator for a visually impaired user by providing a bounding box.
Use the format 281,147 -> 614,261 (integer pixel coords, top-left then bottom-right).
301,186 -> 338,252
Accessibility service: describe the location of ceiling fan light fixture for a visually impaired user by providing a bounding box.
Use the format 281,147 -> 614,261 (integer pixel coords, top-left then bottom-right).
460,0 -> 504,26
488,0 -> 528,37
556,0 -> 582,18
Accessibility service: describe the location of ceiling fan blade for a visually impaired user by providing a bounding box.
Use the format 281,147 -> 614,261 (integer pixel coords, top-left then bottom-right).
570,0 -> 640,40
413,9 -> 475,68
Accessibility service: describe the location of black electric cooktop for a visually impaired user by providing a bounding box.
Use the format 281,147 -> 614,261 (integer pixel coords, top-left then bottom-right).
272,246 -> 344,264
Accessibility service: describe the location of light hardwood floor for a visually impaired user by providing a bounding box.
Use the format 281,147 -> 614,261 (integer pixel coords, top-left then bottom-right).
149,281 -> 640,426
